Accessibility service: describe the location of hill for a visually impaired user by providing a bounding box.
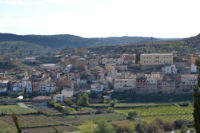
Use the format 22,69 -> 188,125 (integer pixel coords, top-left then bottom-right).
184,34 -> 200,49
0,41 -> 54,58
0,33 -> 176,49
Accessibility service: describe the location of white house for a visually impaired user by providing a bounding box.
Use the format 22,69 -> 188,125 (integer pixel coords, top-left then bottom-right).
191,63 -> 197,73
12,82 -> 24,92
91,83 -> 104,92
66,64 -> 72,72
0,79 -> 9,93
53,94 -> 64,103
181,74 -> 197,86
102,57 -> 124,65
40,64 -> 60,70
61,89 -> 73,98
53,88 -> 74,103
12,81 -> 32,93
162,65 -> 177,74
40,82 -> 56,93
114,78 -> 136,92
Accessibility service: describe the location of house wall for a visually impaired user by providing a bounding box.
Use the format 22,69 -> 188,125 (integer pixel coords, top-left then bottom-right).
140,53 -> 173,65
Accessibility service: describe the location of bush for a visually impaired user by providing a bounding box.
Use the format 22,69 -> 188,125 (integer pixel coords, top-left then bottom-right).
135,122 -> 149,133
135,118 -> 173,133
180,125 -> 188,133
153,118 -> 173,132
77,93 -> 89,106
95,120 -> 116,133
111,120 -> 134,133
64,98 -> 74,106
174,120 -> 187,130
49,100 -> 74,114
107,107 -> 114,113
79,121 -> 97,133
127,111 -> 137,120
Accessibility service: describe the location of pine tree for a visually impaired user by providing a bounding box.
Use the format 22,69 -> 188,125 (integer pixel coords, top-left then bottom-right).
193,59 -> 200,133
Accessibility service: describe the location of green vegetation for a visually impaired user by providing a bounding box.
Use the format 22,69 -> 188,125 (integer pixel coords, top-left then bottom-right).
89,40 -> 200,59
193,59 -> 200,133
127,111 -> 138,120
95,120 -> 115,133
135,118 -> 173,133
77,93 -> 89,106
64,99 -> 74,106
0,41 -> 54,58
11,111 -> 22,133
0,105 -> 36,115
49,100 -> 74,114
78,121 -> 97,133
0,102 -> 195,133
111,120 -> 135,133
115,103 -> 193,122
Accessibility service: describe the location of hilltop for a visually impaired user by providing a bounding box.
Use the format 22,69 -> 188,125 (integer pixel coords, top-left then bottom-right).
0,33 -> 176,49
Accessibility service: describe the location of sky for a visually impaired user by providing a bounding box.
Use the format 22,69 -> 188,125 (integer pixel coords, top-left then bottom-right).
0,0 -> 200,38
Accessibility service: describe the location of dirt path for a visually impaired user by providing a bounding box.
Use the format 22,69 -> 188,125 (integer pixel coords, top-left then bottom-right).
18,103 -> 28,108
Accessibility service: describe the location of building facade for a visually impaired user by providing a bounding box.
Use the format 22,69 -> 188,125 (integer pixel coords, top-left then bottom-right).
140,53 -> 173,65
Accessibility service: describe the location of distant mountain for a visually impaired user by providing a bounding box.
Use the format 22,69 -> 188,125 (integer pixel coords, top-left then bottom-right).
0,33 -> 179,49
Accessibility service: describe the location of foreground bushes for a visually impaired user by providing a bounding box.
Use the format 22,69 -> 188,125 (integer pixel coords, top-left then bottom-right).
111,120 -> 134,133
135,118 -> 173,133
49,100 -> 74,114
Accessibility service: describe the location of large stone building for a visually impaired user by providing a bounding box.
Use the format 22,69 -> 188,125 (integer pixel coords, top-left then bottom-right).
114,78 -> 136,92
140,53 -> 173,65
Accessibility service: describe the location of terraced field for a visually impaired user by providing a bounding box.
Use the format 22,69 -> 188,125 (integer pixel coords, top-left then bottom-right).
0,105 -> 36,114
115,104 -> 193,122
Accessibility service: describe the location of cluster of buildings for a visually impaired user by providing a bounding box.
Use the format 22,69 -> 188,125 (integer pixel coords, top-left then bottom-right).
0,48 -> 198,102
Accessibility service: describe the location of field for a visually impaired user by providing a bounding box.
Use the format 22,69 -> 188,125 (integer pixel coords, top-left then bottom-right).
0,105 -> 36,114
0,102 -> 194,133
0,115 -> 77,133
115,103 -> 193,122
0,112 -> 125,133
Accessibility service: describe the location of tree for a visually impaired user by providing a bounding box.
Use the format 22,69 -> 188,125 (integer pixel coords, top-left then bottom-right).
77,93 -> 89,106
193,59 -> 200,133
11,111 -> 22,133
95,120 -> 115,133
79,121 -> 97,133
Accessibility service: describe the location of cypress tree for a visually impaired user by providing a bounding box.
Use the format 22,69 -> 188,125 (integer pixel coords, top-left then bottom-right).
193,59 -> 200,133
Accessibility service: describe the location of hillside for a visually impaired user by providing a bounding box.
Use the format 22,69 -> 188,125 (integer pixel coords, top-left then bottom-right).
0,41 -> 54,58
0,33 -> 175,49
184,34 -> 200,49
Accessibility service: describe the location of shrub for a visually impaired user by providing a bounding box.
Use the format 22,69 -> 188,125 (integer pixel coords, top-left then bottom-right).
77,93 -> 89,106
111,120 -> 134,133
79,121 -> 97,133
180,125 -> 188,133
95,120 -> 116,133
135,118 -> 173,133
127,111 -> 137,120
64,98 -> 74,106
135,122 -> 149,133
174,120 -> 187,130
107,107 -> 114,113
49,100 -> 74,114
153,118 -> 173,132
